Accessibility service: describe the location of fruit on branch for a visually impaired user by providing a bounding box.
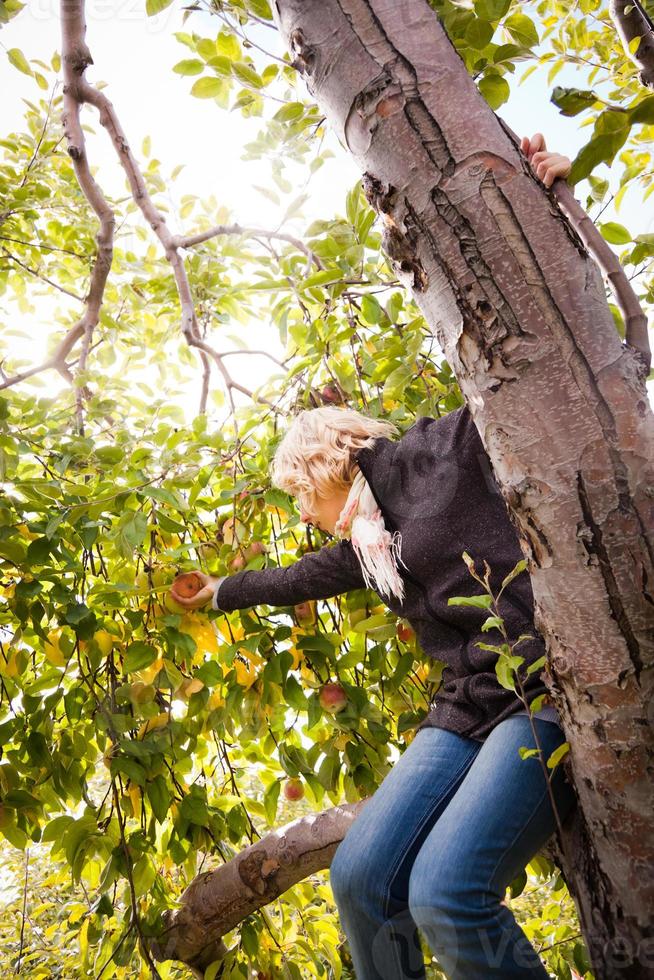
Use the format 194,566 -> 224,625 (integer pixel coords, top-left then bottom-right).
397,622 -> 415,643
294,600 -> 316,625
319,682 -> 348,714
320,383 -> 347,405
222,516 -> 246,548
283,777 -> 305,801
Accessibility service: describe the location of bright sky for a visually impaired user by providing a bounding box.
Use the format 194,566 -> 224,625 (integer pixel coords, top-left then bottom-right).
1,1 -> 652,416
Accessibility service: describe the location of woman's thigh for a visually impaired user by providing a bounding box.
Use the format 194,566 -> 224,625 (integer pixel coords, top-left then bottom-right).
408,715 -> 577,912
330,726 -> 481,918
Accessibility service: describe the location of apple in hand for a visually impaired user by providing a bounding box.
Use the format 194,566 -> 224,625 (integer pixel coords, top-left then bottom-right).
283,778 -> 305,801
171,572 -> 204,598
319,682 -> 348,714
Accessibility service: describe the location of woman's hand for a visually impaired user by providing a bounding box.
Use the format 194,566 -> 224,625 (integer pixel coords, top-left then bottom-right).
170,571 -> 220,610
521,132 -> 571,188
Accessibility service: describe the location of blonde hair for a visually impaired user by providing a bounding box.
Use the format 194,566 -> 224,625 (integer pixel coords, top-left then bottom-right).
271,406 -> 398,518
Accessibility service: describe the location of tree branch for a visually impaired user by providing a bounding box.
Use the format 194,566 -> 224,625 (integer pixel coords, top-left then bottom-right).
609,0 -> 654,89
149,799 -> 367,974
0,1 -> 116,399
173,222 -> 323,275
554,182 -> 651,376
1,247 -> 85,303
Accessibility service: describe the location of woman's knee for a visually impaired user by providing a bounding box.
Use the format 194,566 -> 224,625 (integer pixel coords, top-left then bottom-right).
407,847 -> 489,925
329,827 -> 387,906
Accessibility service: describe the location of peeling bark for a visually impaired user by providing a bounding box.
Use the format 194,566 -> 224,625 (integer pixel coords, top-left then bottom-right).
267,1 -> 653,976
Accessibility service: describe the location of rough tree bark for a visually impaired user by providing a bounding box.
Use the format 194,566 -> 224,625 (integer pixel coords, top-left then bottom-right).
271,1 -> 654,977
152,1 -> 654,977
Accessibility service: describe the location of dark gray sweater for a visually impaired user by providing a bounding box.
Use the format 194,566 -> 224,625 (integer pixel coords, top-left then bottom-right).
213,406 -> 557,740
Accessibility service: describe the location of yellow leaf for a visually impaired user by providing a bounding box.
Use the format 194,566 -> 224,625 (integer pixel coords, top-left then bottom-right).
127,783 -> 142,819
44,629 -> 66,667
136,656 -> 165,685
234,659 -> 257,688
137,712 -> 169,739
0,648 -> 21,678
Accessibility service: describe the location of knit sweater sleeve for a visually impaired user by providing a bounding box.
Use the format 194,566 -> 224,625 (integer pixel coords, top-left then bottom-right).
212,539 -> 366,612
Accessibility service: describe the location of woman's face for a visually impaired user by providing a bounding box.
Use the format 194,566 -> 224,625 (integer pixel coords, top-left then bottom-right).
299,486 -> 351,536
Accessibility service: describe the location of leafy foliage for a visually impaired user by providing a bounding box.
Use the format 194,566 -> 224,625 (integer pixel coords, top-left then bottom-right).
3,0 -> 651,974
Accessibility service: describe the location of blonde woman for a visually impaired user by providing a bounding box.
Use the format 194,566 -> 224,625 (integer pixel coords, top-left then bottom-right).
172,140 -> 576,978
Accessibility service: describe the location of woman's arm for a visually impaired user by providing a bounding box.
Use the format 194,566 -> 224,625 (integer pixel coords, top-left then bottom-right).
171,539 -> 366,613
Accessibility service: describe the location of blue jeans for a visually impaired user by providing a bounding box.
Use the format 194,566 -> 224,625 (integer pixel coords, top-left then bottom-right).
330,715 -> 577,979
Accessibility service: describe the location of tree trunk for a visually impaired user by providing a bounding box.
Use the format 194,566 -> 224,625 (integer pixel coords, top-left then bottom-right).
146,1 -> 654,974
267,1 -> 653,977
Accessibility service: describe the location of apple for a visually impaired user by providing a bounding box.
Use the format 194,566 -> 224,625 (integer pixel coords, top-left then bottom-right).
321,383 -> 345,405
294,600 -> 316,625
283,778 -> 305,801
397,622 -> 415,643
319,682 -> 348,714
229,554 -> 246,572
222,516 -> 246,548
171,572 -> 203,600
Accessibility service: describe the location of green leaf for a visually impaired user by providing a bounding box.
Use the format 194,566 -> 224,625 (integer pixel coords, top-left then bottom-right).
504,12 -> 539,47
447,593 -> 493,609
501,558 -> 527,589
526,655 -> 546,676
7,48 -> 31,75
180,791 -> 209,825
478,73 -> 510,110
264,778 -> 280,825
551,86 -> 598,117
495,657 -> 516,691
630,95 -> 654,125
481,615 -> 503,633
146,775 -> 172,822
123,641 -> 157,673
232,62 -> 262,88
190,77 -> 224,99
360,294 -> 383,325
546,741 -> 570,769
568,132 -> 627,185
145,0 -> 173,13
465,19 -> 494,49
599,221 -> 632,245
173,59 -> 204,76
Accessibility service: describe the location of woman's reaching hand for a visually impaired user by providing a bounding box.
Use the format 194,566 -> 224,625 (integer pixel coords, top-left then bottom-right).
521,132 -> 571,188
170,570 -> 220,610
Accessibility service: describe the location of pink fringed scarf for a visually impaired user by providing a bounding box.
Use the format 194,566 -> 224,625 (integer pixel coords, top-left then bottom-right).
334,470 -> 405,602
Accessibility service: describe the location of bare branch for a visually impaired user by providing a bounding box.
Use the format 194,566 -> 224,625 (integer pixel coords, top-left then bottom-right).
554,182 -> 651,376
62,11 -> 281,410
609,0 -> 654,89
173,222 -> 323,275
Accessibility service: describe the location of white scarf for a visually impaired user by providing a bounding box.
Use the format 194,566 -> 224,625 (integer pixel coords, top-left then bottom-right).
334,469 -> 405,602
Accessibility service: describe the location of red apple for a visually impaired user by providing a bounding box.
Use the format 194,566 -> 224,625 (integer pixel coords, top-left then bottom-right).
171,572 -> 203,600
283,778 -> 305,801
319,682 -> 348,714
397,622 -> 415,643
321,383 -> 345,405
